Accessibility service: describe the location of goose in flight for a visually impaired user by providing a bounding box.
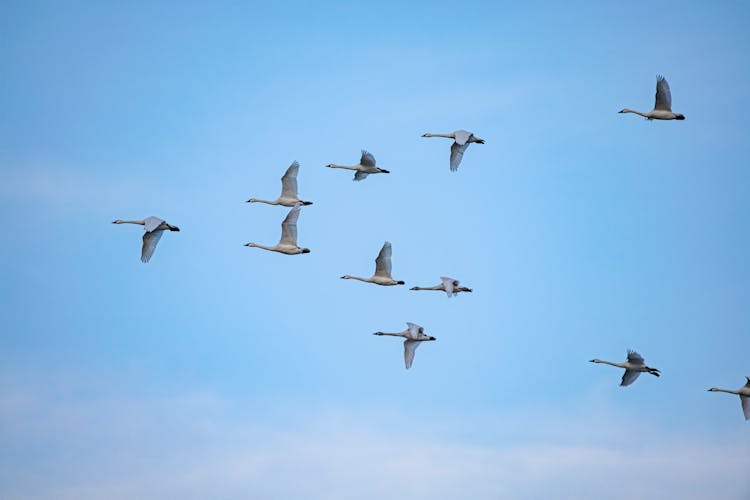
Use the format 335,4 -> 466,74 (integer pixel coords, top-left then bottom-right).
246,161 -> 313,207
341,241 -> 404,286
619,75 -> 685,120
244,203 -> 310,255
373,322 -> 436,369
589,350 -> 660,386
708,377 -> 750,420
112,216 -> 180,263
422,130 -> 485,171
326,150 -> 390,181
410,277 -> 472,297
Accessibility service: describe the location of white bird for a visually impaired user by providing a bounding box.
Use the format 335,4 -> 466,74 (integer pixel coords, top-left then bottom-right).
244,203 -> 310,255
341,241 -> 404,286
246,160 -> 313,207
112,216 -> 180,263
421,130 -> 485,171
326,150 -> 390,181
619,75 -> 685,120
708,377 -> 750,420
589,350 -> 661,386
410,276 -> 472,297
373,322 -> 436,369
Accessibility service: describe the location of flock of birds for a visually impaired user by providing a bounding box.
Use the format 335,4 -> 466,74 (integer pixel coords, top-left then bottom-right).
112,76 -> 749,420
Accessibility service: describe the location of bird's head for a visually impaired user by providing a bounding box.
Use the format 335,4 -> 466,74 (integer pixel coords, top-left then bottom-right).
618,109 -> 628,113
421,133 -> 431,137
244,243 -> 257,248
246,198 -> 258,203
675,114 -> 685,120
373,332 -> 384,336
112,219 -> 123,224
409,286 -> 419,290
589,359 -> 601,363
707,387 -> 719,392
340,275 -> 351,279
325,164 -> 334,168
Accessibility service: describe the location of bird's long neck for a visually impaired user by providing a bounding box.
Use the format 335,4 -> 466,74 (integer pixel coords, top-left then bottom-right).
412,285 -> 443,291
711,388 -> 741,395
342,275 -> 372,283
620,109 -> 650,118
247,198 -> 279,205
115,220 -> 145,225
424,133 -> 455,139
599,360 -> 627,369
374,331 -> 405,338
327,164 -> 358,170
247,243 -> 277,252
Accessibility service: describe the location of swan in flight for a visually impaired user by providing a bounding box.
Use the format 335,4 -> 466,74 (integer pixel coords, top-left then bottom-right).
244,203 -> 310,255
112,216 -> 180,263
341,241 -> 404,286
589,350 -> 660,386
326,150 -> 390,181
410,277 -> 472,297
246,161 -> 313,207
373,322 -> 436,369
619,75 -> 685,120
708,377 -> 750,420
422,130 -> 485,171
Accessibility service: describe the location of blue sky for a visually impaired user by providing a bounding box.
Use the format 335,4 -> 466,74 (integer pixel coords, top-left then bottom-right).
1,1 -> 749,498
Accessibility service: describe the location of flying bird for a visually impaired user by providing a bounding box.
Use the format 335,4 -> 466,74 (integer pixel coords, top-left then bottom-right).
244,203 -> 310,255
112,216 -> 180,263
341,241 -> 404,286
708,377 -> 750,420
619,75 -> 685,120
589,350 -> 660,386
422,130 -> 485,171
373,322 -> 436,369
326,150 -> 390,181
246,160 -> 313,207
410,276 -> 472,297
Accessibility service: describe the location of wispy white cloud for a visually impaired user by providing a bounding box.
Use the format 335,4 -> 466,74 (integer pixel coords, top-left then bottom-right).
1,377 -> 748,500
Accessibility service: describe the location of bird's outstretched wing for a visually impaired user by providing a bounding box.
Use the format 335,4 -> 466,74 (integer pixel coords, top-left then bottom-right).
353,170 -> 369,181
374,241 -> 393,277
141,230 -> 164,263
654,75 -> 673,111
440,276 -> 457,297
450,142 -> 469,171
280,161 -> 300,198
741,395 -> 750,420
279,204 -> 301,246
620,370 -> 641,387
403,339 -> 421,369
453,130 -> 471,145
360,150 -> 376,167
627,350 -> 645,365
144,216 -> 165,233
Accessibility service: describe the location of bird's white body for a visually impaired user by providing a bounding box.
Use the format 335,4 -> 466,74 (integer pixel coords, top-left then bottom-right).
590,350 -> 661,386
708,377 -> 750,420
341,241 -> 404,286
112,216 -> 180,263
247,161 -> 313,207
619,75 -> 685,121
373,322 -> 436,369
422,129 -> 485,171
326,150 -> 390,181
245,203 -> 310,255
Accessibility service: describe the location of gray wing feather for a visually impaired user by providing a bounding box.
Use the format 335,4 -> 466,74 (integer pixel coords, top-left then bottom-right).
279,205 -> 301,246
144,216 -> 165,233
374,241 -> 392,277
741,396 -> 750,420
627,350 -> 644,365
280,161 -> 300,198
453,130 -> 471,145
654,75 -> 672,111
404,339 -> 420,369
360,150 -> 376,167
353,170 -> 369,181
450,142 -> 469,171
141,229 -> 164,263
620,370 -> 641,387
